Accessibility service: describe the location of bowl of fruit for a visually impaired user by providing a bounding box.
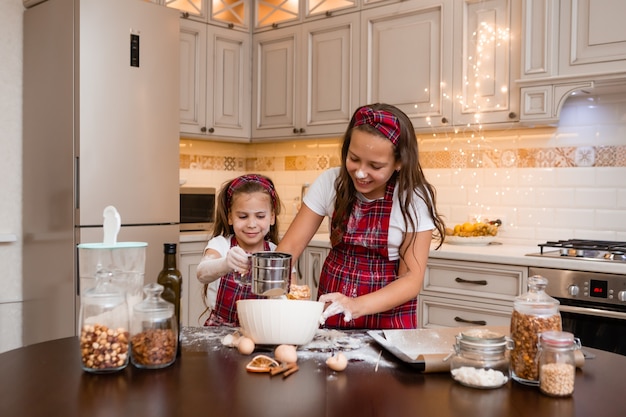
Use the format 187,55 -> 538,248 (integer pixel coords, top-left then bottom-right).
445,219 -> 500,245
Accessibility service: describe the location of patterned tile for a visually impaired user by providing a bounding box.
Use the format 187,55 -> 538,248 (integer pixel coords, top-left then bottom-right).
596,146 -> 617,167
180,141 -> 626,171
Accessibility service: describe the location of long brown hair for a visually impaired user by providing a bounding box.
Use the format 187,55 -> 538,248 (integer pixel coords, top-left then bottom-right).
332,103 -> 446,260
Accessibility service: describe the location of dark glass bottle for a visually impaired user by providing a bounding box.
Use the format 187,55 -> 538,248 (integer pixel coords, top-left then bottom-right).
157,243 -> 182,357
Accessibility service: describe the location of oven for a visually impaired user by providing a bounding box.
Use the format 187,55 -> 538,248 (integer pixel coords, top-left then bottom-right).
526,240 -> 626,356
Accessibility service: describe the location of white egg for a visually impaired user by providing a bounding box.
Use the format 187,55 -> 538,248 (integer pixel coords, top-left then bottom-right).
326,352 -> 348,372
237,337 -> 255,355
274,344 -> 298,364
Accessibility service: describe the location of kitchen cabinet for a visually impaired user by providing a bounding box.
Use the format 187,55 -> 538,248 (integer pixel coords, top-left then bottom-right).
451,0 -> 521,126
419,258 -> 527,328
165,0 -> 208,22
558,0 -> 626,78
360,0 -> 453,130
297,245 -> 329,300
361,0 -> 520,130
252,13 -> 359,140
179,18 -> 251,141
179,240 -> 208,327
519,0 -> 626,124
166,0 -> 249,30
254,0 -> 358,31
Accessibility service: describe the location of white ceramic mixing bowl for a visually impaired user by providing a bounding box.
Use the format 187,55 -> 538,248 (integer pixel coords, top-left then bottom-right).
237,299 -> 324,345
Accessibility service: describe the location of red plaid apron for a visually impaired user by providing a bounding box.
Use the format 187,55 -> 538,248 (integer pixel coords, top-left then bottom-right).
319,177 -> 417,329
205,237 -> 269,327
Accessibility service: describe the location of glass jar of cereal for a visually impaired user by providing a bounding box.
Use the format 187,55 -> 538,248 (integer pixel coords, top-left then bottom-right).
537,331 -> 580,397
510,275 -> 562,385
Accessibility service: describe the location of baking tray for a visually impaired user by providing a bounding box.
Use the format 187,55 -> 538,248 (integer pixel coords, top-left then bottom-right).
368,326 -> 510,373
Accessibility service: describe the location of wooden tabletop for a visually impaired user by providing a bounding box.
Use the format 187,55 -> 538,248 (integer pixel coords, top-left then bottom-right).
0,327 -> 624,417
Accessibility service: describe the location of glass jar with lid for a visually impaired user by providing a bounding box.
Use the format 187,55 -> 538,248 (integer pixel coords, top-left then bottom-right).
538,331 -> 581,397
130,283 -> 178,369
78,269 -> 130,373
510,275 -> 562,385
449,328 -> 514,389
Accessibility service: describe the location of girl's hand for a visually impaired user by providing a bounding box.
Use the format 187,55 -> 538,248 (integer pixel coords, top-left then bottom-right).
226,246 -> 250,274
319,293 -> 353,324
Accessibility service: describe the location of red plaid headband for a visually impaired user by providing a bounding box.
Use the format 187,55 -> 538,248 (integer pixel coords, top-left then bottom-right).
227,174 -> 277,208
353,106 -> 400,145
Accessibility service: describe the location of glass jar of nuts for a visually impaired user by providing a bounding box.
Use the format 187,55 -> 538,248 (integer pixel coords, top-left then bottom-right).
537,331 -> 581,397
510,275 -> 562,385
130,283 -> 178,369
79,269 -> 130,373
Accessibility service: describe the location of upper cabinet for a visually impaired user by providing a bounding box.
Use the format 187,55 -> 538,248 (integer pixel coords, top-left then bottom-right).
360,1 -> 454,130
520,0 -> 626,124
254,0 -> 358,31
252,12 -> 360,140
451,0 -> 521,126
558,0 -> 626,77
166,0 -> 250,31
361,0 -> 520,130
179,18 -> 250,141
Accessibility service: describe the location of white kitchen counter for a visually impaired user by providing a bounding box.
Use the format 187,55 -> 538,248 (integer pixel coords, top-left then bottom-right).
179,231 -> 211,243
306,233 -> 626,275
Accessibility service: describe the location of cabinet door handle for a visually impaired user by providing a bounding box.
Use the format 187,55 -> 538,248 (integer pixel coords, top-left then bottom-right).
454,316 -> 487,326
312,255 -> 320,289
455,277 -> 488,286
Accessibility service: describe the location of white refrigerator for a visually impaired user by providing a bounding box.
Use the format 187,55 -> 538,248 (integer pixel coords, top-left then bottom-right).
23,0 -> 180,345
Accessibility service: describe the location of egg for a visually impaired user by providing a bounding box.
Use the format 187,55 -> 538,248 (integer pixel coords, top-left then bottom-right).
326,352 -> 348,372
237,337 -> 255,355
274,344 -> 298,364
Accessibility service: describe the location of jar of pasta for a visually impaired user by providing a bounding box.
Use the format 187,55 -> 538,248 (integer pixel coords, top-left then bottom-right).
510,275 -> 562,385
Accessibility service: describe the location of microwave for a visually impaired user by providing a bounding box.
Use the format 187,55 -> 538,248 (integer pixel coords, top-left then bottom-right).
179,187 -> 216,232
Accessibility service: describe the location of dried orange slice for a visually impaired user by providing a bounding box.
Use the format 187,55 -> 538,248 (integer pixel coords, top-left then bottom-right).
245,354 -> 280,373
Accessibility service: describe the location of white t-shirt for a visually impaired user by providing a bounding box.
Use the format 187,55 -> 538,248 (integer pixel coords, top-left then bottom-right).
303,167 -> 435,260
202,235 -> 277,309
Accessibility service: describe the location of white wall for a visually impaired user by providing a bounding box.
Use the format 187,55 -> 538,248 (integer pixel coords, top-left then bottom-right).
0,0 -> 24,353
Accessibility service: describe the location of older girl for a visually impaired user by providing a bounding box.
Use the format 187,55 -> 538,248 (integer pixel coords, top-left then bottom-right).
276,103 -> 445,329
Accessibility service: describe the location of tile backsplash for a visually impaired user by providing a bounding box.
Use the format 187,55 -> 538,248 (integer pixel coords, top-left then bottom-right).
180,92 -> 626,244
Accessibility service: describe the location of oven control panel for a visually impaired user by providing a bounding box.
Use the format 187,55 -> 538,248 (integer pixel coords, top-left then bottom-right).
529,267 -> 626,308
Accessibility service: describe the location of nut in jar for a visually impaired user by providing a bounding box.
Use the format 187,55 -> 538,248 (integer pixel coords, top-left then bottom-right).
130,283 -> 178,369
78,268 -> 130,373
510,275 -> 562,385
80,324 -> 129,371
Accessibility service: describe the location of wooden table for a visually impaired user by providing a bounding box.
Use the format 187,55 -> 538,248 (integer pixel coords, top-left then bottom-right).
1,327 -> 624,417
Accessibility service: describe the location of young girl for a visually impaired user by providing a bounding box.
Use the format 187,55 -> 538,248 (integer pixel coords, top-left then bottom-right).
196,174 -> 282,327
276,103 -> 446,329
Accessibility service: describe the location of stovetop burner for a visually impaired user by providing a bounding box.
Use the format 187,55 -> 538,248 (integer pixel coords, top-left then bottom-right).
531,239 -> 626,263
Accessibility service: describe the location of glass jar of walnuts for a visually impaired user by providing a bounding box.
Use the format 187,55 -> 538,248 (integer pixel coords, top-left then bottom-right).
510,275 -> 562,385
130,283 -> 178,369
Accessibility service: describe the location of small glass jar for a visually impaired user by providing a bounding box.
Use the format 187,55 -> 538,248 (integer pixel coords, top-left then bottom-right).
130,283 -> 178,369
538,331 -> 580,397
449,328 -> 513,389
78,269 -> 130,373
510,275 -> 562,385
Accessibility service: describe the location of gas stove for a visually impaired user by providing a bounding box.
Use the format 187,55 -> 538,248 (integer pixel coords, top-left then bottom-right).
527,239 -> 626,263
